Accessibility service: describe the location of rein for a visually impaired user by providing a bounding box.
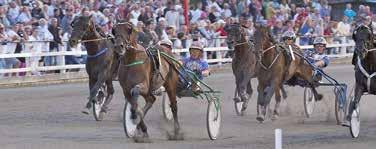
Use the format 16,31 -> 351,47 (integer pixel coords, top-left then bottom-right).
257,44 -> 280,70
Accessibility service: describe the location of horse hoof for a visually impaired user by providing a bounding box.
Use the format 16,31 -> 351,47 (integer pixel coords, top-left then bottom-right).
271,114 -> 279,121
256,116 -> 265,123
233,97 -> 241,103
82,108 -> 90,115
167,131 -> 185,141
133,136 -> 151,143
315,94 -> 323,101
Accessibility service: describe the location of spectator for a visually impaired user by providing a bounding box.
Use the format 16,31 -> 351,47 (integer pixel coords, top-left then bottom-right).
165,5 -> 180,30
344,3 -> 356,22
7,1 -> 20,25
31,1 -> 46,20
16,6 -> 32,24
0,6 -> 10,28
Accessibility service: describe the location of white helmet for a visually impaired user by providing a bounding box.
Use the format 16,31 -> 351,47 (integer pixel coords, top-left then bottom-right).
282,31 -> 296,40
159,39 -> 173,47
313,37 -> 327,45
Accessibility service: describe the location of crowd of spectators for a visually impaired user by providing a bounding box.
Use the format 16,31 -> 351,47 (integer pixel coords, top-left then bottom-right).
0,0 -> 375,77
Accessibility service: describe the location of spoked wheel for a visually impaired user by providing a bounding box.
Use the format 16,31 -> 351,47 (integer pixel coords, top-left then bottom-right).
162,92 -> 173,121
335,87 -> 347,125
233,90 -> 244,116
349,96 -> 360,138
303,87 -> 316,118
123,101 -> 137,138
93,84 -> 107,121
207,97 -> 221,140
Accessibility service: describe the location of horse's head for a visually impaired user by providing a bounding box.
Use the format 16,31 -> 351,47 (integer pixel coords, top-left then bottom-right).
112,21 -> 138,55
224,23 -> 247,50
253,24 -> 274,53
69,15 -> 95,47
353,23 -> 374,59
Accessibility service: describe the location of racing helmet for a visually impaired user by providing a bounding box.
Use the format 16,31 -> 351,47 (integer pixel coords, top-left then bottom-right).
313,37 -> 327,45
282,30 -> 296,41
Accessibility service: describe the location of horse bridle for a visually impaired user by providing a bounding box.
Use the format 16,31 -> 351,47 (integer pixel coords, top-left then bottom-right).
113,22 -> 137,52
70,17 -> 110,43
354,24 -> 376,55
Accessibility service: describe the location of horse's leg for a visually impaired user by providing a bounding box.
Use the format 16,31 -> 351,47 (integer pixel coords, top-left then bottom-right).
89,70 -> 107,103
165,73 -> 184,140
100,78 -> 115,113
133,95 -> 156,142
296,65 -> 323,101
129,84 -> 145,125
280,85 -> 288,99
256,81 -> 267,122
82,75 -> 96,114
237,75 -> 251,111
272,81 -> 282,120
346,83 -> 363,123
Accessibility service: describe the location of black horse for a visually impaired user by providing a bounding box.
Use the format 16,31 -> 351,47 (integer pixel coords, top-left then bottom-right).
347,23 -> 376,122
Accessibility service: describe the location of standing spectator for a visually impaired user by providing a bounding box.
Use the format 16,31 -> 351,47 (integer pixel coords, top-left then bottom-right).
222,3 -> 232,19
47,18 -> 62,70
24,25 -> 42,76
7,1 -> 20,25
60,7 -> 74,34
344,3 -> 356,22
1,23 -> 21,76
190,3 -> 203,23
37,18 -> 53,67
129,4 -> 141,26
16,6 -> 32,24
0,6 -> 10,28
165,5 -> 179,30
31,1 -> 46,20
155,17 -> 168,40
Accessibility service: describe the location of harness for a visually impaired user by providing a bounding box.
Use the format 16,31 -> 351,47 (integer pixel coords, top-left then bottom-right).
357,56 -> 376,93
87,48 -> 108,58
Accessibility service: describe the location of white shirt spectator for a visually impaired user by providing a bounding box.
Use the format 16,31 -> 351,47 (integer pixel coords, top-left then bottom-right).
7,5 -> 20,24
16,11 -> 32,23
337,21 -> 351,36
165,9 -> 180,30
4,29 -> 19,54
190,8 -> 202,23
36,26 -> 53,52
130,9 -> 141,26
223,8 -> 232,18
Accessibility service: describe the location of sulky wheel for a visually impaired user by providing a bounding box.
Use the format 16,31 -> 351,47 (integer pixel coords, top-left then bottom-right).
349,95 -> 360,138
207,97 -> 221,140
93,83 -> 107,121
123,101 -> 137,138
303,87 -> 316,118
162,92 -> 173,121
335,87 -> 347,125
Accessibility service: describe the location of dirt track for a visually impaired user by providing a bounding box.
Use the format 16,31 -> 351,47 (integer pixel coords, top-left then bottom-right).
0,64 -> 375,149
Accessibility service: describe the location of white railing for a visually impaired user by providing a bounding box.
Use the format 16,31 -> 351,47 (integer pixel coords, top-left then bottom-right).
0,38 -> 355,76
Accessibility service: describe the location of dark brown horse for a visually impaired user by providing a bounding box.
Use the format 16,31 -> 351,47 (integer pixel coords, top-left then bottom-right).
225,24 -> 287,115
225,24 -> 257,114
112,21 -> 182,142
68,15 -> 118,117
253,25 -> 322,122
347,23 -> 376,123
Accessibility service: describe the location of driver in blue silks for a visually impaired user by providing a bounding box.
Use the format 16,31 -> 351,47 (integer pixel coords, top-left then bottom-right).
305,37 -> 330,81
182,42 -> 210,91
182,42 -> 210,80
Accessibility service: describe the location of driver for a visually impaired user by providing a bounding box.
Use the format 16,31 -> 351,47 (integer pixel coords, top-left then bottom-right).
182,42 -> 210,91
306,37 -> 330,81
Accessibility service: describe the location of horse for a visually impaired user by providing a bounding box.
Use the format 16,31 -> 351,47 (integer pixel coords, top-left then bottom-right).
347,23 -> 376,122
112,21 -> 183,142
225,23 -> 287,115
68,15 -> 118,118
253,25 -> 322,122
